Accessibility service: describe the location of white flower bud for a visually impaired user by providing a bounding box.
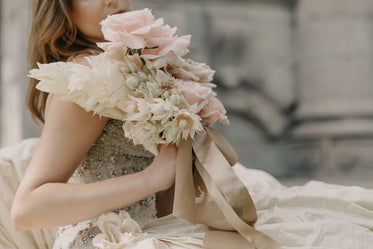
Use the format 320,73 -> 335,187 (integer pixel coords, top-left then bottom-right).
126,75 -> 140,89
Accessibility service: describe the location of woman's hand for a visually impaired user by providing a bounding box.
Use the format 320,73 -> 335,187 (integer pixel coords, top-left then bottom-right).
145,144 -> 178,192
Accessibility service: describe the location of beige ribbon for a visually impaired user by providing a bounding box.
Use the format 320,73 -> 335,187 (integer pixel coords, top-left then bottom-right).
173,127 -> 282,249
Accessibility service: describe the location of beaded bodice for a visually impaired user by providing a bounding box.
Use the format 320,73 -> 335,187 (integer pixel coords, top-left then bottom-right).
69,119 -> 154,185
53,119 -> 156,249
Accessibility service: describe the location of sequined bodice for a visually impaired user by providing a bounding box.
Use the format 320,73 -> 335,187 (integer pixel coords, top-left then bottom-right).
53,119 -> 156,249
69,119 -> 154,185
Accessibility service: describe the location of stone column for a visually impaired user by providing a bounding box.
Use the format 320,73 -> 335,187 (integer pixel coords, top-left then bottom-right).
1,0 -> 28,146
294,0 -> 373,137
287,0 -> 373,177
0,0 -> 41,147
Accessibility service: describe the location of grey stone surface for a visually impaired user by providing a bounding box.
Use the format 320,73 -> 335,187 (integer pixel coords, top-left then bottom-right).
213,113 -> 288,177
217,87 -> 288,137
287,0 -> 373,183
283,137 -> 373,176
295,0 -> 373,122
1,0 -> 31,146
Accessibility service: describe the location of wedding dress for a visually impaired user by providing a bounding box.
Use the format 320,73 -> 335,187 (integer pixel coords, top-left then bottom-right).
52,119 -> 157,249
1,119 -> 373,249
0,138 -> 55,249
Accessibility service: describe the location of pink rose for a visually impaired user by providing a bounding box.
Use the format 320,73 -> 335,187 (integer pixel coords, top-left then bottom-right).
198,98 -> 229,127
101,8 -> 159,48
100,8 -> 191,67
169,59 -> 215,83
141,35 -> 191,68
179,81 -> 215,108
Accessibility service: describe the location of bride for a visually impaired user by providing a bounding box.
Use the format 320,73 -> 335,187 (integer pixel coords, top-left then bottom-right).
11,0 -> 180,248
1,0 -> 372,249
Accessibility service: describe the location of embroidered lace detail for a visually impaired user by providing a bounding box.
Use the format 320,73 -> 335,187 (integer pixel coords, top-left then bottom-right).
52,119 -> 157,249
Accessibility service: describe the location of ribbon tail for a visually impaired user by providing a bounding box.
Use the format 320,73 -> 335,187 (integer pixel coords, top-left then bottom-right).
195,159 -> 282,249
193,130 -> 257,223
193,129 -> 283,249
206,127 -> 238,167
172,137 -> 196,224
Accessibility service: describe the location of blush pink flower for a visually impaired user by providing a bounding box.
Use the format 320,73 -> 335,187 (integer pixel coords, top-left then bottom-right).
179,81 -> 215,108
169,59 -> 215,83
101,8 -> 159,48
198,98 -> 229,126
100,8 -> 191,68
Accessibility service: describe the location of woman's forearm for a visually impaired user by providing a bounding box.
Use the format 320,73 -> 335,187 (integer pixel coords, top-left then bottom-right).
11,169 -> 155,232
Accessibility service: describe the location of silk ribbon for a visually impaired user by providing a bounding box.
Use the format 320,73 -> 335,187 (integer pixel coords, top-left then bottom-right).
173,127 -> 282,249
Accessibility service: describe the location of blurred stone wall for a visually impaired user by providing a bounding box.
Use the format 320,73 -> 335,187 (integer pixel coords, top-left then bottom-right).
1,0 -> 31,147
1,0 -> 373,180
286,0 -> 373,180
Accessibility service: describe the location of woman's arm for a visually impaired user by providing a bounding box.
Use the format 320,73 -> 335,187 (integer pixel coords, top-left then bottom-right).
11,94 -> 177,232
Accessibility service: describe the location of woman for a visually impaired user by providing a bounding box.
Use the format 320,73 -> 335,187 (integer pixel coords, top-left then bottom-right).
11,0 -> 178,248
4,0 -> 373,248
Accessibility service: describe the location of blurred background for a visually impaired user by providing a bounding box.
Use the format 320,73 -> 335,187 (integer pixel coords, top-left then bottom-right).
1,0 -> 373,187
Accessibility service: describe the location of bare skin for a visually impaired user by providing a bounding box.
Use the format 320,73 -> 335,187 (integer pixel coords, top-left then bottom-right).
11,93 -> 177,231
72,0 -> 134,42
11,0 -> 177,232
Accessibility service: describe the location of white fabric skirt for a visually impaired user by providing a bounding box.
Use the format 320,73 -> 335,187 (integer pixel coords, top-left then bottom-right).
1,138 -> 372,249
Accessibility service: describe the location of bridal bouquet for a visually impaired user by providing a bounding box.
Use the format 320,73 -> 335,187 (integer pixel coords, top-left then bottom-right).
29,8 -> 228,155
29,9 -> 282,249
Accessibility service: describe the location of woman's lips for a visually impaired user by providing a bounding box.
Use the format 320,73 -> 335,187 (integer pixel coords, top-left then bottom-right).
112,9 -> 127,15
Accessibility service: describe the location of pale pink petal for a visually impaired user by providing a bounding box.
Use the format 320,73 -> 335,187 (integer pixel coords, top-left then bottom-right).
117,33 -> 146,49
199,98 -> 228,126
100,8 -> 190,58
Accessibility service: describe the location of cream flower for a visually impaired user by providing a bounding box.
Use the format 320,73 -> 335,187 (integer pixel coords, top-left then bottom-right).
155,69 -> 176,92
124,97 -> 152,122
68,54 -> 130,111
92,211 -> 148,249
30,54 -> 130,120
130,69 -> 174,99
162,122 -> 182,144
164,90 -> 184,107
116,54 -> 147,76
29,62 -> 75,95
150,98 -> 179,125
125,75 -> 140,90
163,108 -> 203,143
141,80 -> 162,99
123,120 -> 163,155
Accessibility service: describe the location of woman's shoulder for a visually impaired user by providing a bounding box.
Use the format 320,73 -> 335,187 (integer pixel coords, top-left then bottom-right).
41,50 -> 108,143
44,93 -> 108,131
44,51 -> 102,119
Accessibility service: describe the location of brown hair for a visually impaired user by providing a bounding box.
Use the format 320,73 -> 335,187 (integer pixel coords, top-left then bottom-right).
27,0 -> 100,124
